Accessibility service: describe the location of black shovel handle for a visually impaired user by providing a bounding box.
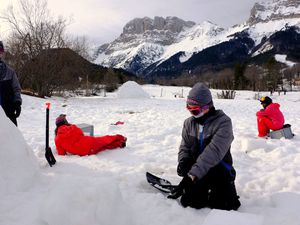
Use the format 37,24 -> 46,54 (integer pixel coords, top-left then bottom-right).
45,103 -> 56,167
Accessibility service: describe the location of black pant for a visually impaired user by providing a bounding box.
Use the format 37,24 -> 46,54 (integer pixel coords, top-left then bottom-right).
7,114 -> 17,126
180,164 -> 241,210
2,106 -> 18,126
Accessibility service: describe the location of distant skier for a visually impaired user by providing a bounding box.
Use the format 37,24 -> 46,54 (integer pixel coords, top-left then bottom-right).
0,41 -> 22,126
54,114 -> 127,156
256,96 -> 284,138
168,82 -> 241,210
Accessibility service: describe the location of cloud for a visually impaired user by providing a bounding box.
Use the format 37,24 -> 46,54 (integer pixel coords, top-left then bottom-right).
1,0 -> 270,45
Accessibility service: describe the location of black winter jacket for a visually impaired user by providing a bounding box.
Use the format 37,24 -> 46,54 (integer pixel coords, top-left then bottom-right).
0,60 -> 22,114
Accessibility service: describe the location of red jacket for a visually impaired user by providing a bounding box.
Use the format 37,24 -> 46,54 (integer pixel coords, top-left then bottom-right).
256,103 -> 285,130
55,124 -> 126,156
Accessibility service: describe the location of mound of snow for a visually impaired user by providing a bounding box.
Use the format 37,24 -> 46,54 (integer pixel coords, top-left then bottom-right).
117,81 -> 150,99
202,209 -> 263,225
40,176 -> 134,225
0,108 -> 39,194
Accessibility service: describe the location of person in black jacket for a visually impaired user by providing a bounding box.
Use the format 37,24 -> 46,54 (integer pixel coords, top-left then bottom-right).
0,41 -> 22,126
168,83 -> 240,210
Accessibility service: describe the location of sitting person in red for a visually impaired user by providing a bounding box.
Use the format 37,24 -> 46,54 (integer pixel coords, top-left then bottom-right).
256,96 -> 285,138
54,114 -> 127,156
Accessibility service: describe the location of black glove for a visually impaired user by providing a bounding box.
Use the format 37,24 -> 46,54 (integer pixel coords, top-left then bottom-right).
177,158 -> 194,177
167,176 -> 194,199
14,101 -> 21,118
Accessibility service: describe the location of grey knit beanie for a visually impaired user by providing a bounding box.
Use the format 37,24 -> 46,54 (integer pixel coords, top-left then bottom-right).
187,82 -> 213,106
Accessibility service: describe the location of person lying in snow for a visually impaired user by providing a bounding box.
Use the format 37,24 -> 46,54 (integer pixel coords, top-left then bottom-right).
256,96 -> 285,138
54,114 -> 127,156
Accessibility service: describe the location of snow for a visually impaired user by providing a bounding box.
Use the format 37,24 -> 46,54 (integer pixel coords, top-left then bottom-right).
202,209 -> 263,225
94,0 -> 300,73
117,81 -> 150,98
39,176 -> 133,225
95,16 -> 300,72
248,18 -> 300,46
159,21 -> 228,63
275,54 -> 297,67
97,21 -> 248,69
1,84 -> 300,225
255,0 -> 300,22
0,108 -> 40,194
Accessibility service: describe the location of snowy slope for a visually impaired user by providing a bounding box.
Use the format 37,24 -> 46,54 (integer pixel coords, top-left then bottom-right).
158,21 -> 237,64
97,42 -> 164,73
95,20 -> 246,73
249,18 -> 300,51
1,84 -> 300,225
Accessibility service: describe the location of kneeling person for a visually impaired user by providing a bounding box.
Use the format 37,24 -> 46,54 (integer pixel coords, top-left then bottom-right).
256,96 -> 284,138
168,83 -> 241,211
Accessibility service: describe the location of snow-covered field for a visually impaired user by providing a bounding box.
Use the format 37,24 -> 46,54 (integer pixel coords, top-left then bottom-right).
1,83 -> 300,225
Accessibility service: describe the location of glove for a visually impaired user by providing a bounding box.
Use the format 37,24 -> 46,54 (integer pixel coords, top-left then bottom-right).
14,101 -> 21,118
177,158 -> 194,177
167,176 -> 194,199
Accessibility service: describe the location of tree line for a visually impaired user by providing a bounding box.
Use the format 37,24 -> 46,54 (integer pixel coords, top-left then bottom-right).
0,0 -> 130,97
156,57 -> 300,92
2,0 -> 299,96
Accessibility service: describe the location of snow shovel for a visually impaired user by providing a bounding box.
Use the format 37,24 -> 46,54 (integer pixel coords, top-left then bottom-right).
45,102 -> 56,167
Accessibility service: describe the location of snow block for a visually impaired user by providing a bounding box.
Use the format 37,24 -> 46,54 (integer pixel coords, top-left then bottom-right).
40,176 -> 134,225
77,123 -> 94,136
0,108 -> 40,194
269,124 -> 294,139
202,209 -> 263,225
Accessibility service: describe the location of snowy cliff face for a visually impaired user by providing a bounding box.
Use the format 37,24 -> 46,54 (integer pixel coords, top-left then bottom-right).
95,0 -> 300,78
247,0 -> 300,56
95,18 -> 228,76
95,16 -> 195,74
248,0 -> 300,25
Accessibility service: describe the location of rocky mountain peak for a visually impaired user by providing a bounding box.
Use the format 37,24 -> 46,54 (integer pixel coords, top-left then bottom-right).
122,16 -> 195,35
248,0 -> 300,25
96,17 -> 196,58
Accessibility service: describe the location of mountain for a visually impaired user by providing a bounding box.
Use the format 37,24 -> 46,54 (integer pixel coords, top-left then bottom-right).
144,31 -> 255,78
248,0 -> 300,25
94,16 -> 195,74
94,0 -> 300,80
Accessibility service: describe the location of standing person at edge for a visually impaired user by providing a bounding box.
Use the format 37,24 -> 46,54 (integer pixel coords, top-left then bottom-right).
256,96 -> 284,138
54,114 -> 127,156
0,41 -> 22,126
168,82 -> 241,210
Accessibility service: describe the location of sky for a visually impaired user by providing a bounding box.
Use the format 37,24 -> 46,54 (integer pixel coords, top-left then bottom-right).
0,0 -> 269,46
1,82 -> 300,225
